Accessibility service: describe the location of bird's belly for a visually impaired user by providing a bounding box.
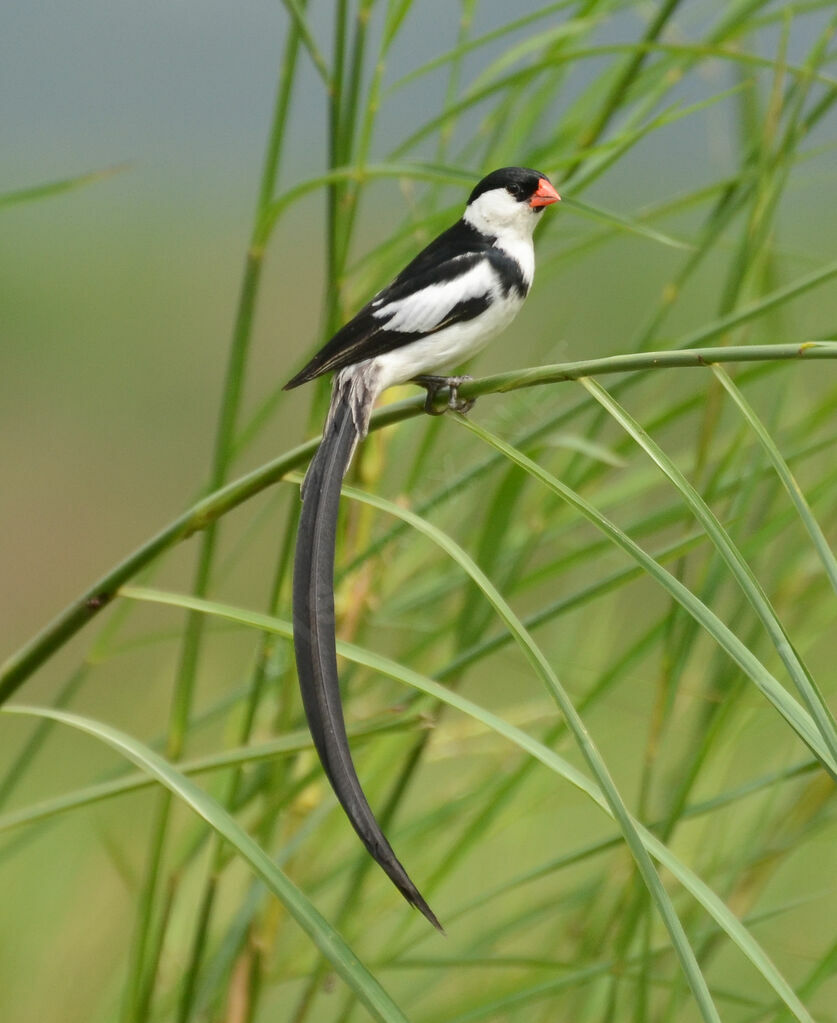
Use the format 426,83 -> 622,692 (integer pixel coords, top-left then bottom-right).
371,294 -> 523,391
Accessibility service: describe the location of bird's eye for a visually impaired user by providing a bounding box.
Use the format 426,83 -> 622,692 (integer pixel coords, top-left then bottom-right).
507,183 -> 522,198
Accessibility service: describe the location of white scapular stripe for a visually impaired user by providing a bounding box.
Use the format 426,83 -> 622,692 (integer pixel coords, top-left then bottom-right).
372,259 -> 497,334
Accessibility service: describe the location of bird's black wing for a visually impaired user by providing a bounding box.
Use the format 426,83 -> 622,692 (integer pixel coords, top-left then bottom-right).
386,216 -> 492,286
284,221 -> 504,389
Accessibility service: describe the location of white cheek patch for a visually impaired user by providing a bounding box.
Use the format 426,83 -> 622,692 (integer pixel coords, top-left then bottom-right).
372,260 -> 497,333
463,188 -> 538,287
464,187 -> 527,234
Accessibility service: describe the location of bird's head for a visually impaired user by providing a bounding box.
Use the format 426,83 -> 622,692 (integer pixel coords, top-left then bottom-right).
464,166 -> 560,237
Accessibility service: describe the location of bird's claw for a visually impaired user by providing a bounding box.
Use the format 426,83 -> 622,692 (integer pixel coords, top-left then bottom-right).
414,375 -> 475,416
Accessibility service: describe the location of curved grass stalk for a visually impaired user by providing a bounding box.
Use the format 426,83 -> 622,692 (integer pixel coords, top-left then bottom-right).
465,342 -> 837,401
464,17 -> 600,96
2,705 -> 408,1023
343,363 -> 789,583
278,0 -> 332,86
712,366 -> 837,597
455,417 -> 837,776
110,586 -> 812,1023
0,164 -> 127,211
552,194 -> 694,250
581,377 -> 837,763
261,160 -> 475,237
385,0 -> 579,96
394,759 -> 816,956
565,40 -> 837,86
390,40 -> 835,161
573,0 -> 685,158
0,714 -> 422,837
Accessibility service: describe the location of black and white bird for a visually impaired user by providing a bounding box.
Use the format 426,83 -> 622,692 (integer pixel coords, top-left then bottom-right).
284,167 -> 560,929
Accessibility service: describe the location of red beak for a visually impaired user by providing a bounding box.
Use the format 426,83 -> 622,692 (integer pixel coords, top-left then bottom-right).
530,177 -> 560,208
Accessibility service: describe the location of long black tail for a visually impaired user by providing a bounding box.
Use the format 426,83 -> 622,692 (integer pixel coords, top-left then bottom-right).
292,389 -> 442,931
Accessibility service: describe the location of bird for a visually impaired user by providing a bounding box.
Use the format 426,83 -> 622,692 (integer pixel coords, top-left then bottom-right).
284,166 -> 560,929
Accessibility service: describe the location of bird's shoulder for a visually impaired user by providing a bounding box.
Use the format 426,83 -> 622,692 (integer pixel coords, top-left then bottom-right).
375,218 -> 527,307
386,218 -> 494,289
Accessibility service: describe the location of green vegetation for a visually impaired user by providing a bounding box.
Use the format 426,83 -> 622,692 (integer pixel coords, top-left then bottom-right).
2,2 -> 836,1020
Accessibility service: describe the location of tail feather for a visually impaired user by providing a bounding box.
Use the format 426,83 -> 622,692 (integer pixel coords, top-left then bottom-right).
293,387 -> 442,931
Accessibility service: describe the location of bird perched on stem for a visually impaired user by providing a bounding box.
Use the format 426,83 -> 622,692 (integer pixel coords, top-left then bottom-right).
284,166 -> 560,929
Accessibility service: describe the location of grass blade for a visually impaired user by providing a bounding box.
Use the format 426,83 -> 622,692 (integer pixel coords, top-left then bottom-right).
581,377 -> 837,764
115,586 -> 813,1022
2,704 -> 409,1023
712,366 -> 837,597
454,417 -> 837,776
0,165 -> 126,210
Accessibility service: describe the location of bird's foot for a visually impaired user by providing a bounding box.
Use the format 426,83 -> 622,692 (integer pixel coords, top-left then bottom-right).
413,375 -> 475,416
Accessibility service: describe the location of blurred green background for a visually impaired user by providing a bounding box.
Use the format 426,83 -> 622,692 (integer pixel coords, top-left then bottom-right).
2,2 -> 837,1021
